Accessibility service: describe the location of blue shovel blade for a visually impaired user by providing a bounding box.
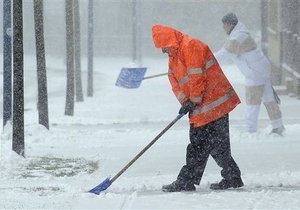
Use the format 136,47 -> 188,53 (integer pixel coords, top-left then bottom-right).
115,67 -> 147,88
88,178 -> 112,195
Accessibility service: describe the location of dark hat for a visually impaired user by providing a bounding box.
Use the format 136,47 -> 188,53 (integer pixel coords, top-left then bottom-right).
222,13 -> 238,26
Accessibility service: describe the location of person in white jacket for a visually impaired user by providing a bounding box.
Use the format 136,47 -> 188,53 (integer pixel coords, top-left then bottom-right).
214,13 -> 285,135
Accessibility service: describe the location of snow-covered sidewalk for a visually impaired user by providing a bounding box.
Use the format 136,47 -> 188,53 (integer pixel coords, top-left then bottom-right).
1,57 -> 300,209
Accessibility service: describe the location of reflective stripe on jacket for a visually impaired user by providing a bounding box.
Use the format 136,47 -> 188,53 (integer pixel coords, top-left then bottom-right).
152,25 -> 240,127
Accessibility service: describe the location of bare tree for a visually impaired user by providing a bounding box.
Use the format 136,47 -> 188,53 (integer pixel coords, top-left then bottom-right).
74,0 -> 84,102
34,0 -> 49,129
87,0 -> 94,97
12,0 -> 25,157
3,0 -> 12,127
132,0 -> 142,66
65,0 -> 75,116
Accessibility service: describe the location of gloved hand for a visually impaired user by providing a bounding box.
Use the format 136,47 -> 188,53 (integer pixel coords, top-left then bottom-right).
179,100 -> 196,115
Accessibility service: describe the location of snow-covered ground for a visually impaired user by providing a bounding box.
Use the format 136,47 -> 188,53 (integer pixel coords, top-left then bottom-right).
1,56 -> 300,209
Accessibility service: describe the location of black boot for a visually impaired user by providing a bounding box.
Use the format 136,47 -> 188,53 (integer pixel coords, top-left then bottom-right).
162,179 -> 196,192
210,177 -> 244,190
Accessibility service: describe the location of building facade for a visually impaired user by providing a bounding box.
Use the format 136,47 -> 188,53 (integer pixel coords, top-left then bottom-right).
261,0 -> 300,98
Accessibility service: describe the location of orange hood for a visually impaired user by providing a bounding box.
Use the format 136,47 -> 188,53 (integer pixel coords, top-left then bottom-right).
152,25 -> 183,48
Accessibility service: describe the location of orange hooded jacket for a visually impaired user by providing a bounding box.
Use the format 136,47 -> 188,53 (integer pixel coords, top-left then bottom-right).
152,25 -> 240,127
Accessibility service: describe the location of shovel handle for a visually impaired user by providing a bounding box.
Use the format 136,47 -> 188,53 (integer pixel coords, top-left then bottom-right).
143,72 -> 168,80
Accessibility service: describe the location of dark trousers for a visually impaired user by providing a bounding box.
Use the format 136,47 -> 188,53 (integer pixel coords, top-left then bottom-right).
177,114 -> 241,185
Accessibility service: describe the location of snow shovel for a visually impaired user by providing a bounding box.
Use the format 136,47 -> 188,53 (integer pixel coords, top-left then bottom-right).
115,67 -> 168,88
88,113 -> 184,195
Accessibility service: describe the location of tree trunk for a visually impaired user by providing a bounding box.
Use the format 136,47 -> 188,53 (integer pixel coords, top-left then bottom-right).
12,0 -> 25,157
34,0 -> 49,129
3,0 -> 12,127
74,0 -> 84,102
132,0 -> 142,66
65,0 -> 75,116
87,0 -> 94,97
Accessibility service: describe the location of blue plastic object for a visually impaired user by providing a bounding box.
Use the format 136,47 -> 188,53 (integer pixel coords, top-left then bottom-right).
115,67 -> 147,88
88,177 -> 112,195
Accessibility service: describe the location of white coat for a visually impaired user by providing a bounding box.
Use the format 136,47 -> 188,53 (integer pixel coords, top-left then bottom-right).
214,21 -> 284,133
214,21 -> 271,86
